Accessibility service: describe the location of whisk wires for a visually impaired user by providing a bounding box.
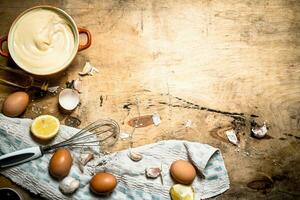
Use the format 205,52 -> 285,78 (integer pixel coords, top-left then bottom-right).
43,119 -> 119,151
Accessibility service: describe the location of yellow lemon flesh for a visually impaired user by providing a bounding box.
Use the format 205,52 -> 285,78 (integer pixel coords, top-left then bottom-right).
31,115 -> 60,140
170,184 -> 194,200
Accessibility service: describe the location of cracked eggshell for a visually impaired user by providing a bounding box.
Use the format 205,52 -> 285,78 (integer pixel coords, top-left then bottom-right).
252,122 -> 268,138
79,62 -> 99,76
59,89 -> 80,112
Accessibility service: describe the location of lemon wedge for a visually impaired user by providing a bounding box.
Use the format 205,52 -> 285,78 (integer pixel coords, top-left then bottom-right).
31,115 -> 60,140
170,184 -> 194,200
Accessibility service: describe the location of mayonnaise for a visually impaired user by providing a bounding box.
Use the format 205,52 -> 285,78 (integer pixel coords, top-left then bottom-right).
11,8 -> 75,74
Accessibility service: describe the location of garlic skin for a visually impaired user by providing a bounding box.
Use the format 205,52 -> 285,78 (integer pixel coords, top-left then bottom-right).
59,176 -> 80,194
185,119 -> 192,128
225,129 -> 238,145
152,112 -> 161,126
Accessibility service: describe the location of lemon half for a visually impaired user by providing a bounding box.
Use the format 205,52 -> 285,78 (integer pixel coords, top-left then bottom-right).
170,184 -> 194,200
31,115 -> 60,140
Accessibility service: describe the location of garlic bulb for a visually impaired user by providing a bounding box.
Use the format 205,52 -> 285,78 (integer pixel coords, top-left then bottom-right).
59,176 -> 80,194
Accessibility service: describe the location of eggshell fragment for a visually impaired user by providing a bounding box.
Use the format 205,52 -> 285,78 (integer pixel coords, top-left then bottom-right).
59,89 -> 80,111
49,148 -> 73,179
252,122 -> 268,138
170,160 -> 196,185
79,62 -> 99,76
2,91 -> 29,117
90,172 -> 117,195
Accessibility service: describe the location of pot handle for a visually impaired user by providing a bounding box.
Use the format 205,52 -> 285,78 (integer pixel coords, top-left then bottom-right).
78,27 -> 92,51
0,36 -> 9,58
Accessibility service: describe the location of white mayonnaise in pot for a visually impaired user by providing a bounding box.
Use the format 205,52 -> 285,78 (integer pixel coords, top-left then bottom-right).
0,6 -> 91,75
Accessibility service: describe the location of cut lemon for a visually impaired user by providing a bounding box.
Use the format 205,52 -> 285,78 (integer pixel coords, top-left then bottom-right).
31,115 -> 60,140
170,184 -> 194,200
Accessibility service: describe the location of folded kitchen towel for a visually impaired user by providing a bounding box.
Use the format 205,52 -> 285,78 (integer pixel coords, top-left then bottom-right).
0,114 -> 229,199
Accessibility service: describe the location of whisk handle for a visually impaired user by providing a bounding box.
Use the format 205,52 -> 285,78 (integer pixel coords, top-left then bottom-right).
0,146 -> 43,168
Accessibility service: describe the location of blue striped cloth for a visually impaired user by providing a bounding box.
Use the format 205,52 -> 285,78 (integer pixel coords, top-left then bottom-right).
0,115 -> 229,199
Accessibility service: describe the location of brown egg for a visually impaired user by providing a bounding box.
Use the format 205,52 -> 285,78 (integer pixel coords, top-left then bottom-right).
49,148 -> 73,179
90,172 -> 117,195
170,160 -> 196,185
2,91 -> 29,117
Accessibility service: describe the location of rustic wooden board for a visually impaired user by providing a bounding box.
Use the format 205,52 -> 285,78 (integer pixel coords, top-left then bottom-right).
0,0 -> 299,199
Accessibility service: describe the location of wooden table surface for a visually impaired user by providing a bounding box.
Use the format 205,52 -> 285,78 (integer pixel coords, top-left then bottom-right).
0,0 -> 299,199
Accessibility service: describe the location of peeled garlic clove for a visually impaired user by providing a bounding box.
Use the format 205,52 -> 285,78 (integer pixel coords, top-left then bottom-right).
59,176 -> 80,194
145,167 -> 161,178
128,151 -> 143,162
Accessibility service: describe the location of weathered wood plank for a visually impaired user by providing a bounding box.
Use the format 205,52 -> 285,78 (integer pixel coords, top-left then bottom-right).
0,0 -> 299,199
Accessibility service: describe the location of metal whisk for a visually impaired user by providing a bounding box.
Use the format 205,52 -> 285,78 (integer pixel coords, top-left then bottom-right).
0,119 -> 120,169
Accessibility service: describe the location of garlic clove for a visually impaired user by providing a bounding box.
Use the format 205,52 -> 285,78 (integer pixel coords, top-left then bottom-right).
59,176 -> 80,194
73,79 -> 82,93
145,167 -> 161,178
80,152 -> 94,166
128,151 -> 143,162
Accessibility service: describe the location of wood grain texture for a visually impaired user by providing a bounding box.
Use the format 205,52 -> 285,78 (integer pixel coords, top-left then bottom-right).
0,0 -> 300,199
